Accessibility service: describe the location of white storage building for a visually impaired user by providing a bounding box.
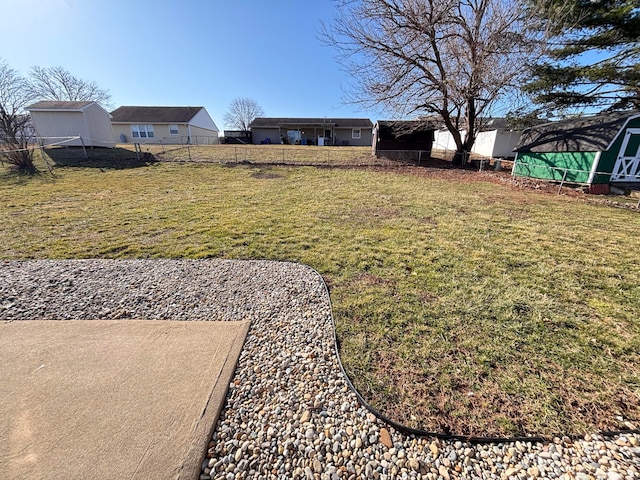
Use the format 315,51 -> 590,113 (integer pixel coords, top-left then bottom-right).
26,101 -> 115,148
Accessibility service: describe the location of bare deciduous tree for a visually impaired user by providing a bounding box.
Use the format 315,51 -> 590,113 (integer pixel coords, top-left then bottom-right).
28,66 -> 112,109
0,60 -> 36,172
322,0 -> 541,164
223,97 -> 265,133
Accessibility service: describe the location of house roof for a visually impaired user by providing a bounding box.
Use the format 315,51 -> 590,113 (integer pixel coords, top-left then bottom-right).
376,120 -> 438,134
515,110 -> 640,153
27,100 -> 95,111
250,117 -> 373,128
110,106 -> 204,124
424,116 -> 518,132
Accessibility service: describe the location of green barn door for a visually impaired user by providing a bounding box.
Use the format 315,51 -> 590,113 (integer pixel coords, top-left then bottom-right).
611,128 -> 640,182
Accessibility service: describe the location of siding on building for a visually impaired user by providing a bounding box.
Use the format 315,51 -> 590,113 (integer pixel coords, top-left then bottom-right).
250,128 -> 280,144
110,106 -> 219,145
334,127 -> 372,146
597,116 -> 640,182
513,151 -> 597,183
513,111 -> 640,185
112,123 -> 219,144
27,101 -> 115,147
188,125 -> 220,144
249,118 -> 373,146
433,129 -> 521,158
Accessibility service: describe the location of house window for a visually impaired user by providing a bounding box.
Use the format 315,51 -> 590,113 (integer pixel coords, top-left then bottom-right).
352,128 -> 361,139
169,125 -> 179,135
131,125 -> 154,139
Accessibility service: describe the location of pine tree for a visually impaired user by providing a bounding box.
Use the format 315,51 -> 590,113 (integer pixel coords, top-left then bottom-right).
525,0 -> 640,114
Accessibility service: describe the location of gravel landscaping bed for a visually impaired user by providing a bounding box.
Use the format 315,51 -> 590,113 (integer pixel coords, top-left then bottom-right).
1,259 -> 638,479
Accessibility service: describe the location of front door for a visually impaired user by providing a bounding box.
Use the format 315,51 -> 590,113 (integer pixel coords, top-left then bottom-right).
611,128 -> 640,182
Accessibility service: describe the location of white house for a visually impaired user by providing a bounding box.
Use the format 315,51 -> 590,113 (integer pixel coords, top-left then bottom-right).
433,118 -> 522,159
110,106 -> 219,145
26,101 -> 115,148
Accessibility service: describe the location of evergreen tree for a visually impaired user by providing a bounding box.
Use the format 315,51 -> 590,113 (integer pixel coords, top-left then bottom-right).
525,0 -> 640,114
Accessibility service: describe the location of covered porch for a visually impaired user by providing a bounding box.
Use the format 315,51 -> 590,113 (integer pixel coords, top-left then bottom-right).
277,122 -> 336,145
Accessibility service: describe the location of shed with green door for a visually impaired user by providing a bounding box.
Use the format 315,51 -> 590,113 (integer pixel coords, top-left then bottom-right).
512,111 -> 640,193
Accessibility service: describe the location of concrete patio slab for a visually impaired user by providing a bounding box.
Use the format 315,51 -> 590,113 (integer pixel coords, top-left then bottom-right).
0,319 -> 250,480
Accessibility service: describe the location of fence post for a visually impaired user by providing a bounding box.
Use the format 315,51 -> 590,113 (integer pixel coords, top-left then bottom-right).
235,146 -> 237,163
79,136 -> 88,158
327,148 -> 330,165
558,168 -> 568,194
187,144 -> 192,161
39,145 -> 53,173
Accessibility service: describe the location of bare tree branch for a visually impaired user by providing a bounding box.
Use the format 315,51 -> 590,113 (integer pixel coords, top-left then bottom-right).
0,59 -> 36,171
28,66 -> 113,109
321,0 -> 542,164
223,97 -> 265,133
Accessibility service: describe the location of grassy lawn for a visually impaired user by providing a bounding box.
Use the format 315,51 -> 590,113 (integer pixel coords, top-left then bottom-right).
1,159 -> 639,437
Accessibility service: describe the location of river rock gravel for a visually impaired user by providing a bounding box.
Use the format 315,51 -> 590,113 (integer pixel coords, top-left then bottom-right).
1,259 -> 638,479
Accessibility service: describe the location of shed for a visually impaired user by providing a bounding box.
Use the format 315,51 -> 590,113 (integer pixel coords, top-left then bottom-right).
513,110 -> 640,191
432,117 -> 523,159
26,101 -> 115,148
373,120 -> 435,159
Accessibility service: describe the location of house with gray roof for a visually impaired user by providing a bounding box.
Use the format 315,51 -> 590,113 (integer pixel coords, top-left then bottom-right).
249,118 -> 373,146
110,106 -> 219,145
27,101 -> 115,148
513,110 -> 640,192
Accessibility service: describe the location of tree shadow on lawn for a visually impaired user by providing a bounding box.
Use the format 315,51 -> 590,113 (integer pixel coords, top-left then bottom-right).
43,147 -> 158,170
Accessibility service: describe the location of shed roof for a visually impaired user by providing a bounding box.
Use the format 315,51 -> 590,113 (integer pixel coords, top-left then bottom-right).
250,117 -> 373,128
27,100 -> 95,111
110,106 -> 204,124
376,120 -> 437,135
515,110 -> 640,153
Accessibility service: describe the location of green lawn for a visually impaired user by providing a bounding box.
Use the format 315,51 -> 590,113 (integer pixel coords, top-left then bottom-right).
1,160 -> 638,437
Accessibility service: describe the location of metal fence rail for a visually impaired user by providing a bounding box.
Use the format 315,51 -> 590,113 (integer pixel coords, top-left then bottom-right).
513,161 -> 640,194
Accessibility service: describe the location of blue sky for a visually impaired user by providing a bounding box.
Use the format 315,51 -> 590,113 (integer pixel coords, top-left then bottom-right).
0,0 -> 385,128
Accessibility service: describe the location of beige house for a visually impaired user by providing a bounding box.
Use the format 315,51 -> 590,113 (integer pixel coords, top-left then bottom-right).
110,106 -> 219,145
26,101 -> 115,147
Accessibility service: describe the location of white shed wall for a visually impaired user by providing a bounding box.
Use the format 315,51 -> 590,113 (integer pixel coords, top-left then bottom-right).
472,130 -> 498,157
30,106 -> 114,147
82,103 -> 115,147
31,111 -> 88,146
490,130 -> 521,158
433,129 -> 520,158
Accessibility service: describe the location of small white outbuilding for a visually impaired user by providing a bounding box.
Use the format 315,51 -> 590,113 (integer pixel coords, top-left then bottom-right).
26,100 -> 115,148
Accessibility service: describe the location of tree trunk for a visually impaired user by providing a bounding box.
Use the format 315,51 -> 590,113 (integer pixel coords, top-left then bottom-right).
451,137 -> 475,166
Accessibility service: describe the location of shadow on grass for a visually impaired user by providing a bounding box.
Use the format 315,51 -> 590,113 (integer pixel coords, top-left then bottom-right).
0,165 -> 47,184
43,147 -> 158,170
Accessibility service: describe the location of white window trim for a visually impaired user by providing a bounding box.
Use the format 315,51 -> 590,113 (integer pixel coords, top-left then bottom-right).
131,125 -> 154,139
169,125 -> 179,135
352,128 -> 361,139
